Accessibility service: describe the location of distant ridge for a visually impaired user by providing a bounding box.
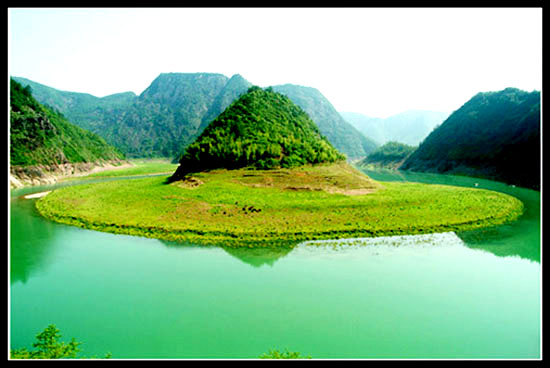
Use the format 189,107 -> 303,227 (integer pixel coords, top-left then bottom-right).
340,110 -> 450,146
11,76 -> 136,132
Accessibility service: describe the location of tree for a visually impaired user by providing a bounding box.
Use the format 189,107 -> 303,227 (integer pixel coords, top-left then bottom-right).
10,324 -> 111,359
11,325 -> 80,359
259,348 -> 312,359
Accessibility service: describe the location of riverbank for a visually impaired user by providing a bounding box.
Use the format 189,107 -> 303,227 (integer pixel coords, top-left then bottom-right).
23,191 -> 51,199
10,158 -> 180,189
35,163 -> 524,247
9,160 -> 133,189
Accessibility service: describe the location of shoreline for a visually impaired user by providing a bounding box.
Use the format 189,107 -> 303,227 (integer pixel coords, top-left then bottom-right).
34,164 -> 525,248
10,160 -> 134,189
23,191 -> 52,199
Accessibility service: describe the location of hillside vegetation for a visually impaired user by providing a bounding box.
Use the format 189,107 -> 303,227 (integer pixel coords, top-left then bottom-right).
358,141 -> 416,169
273,84 -> 378,158
14,75 -> 377,161
13,73 -> 252,159
400,88 -> 541,190
170,86 -> 345,180
9,78 -> 124,167
12,76 -> 136,133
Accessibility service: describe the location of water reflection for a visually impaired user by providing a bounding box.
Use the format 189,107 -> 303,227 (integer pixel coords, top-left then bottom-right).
10,168 -> 541,283
159,239 -> 296,268
220,246 -> 295,267
301,231 -> 464,249
9,174 -> 541,359
359,167 -> 541,263
10,198 -> 61,284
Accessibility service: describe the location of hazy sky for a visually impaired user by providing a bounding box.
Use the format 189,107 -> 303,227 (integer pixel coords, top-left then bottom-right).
8,7 -> 542,118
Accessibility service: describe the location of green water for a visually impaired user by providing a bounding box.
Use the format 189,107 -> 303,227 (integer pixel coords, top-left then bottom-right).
9,170 -> 541,359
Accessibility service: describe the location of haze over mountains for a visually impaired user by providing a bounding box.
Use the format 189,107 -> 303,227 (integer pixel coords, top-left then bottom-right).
340,110 -> 451,146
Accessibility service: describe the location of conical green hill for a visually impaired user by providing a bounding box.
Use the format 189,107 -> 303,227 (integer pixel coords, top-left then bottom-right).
170,86 -> 345,181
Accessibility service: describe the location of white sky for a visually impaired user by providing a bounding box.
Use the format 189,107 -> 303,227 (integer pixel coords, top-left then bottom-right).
8,7 -> 542,118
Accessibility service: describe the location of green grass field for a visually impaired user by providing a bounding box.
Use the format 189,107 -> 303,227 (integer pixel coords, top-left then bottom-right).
83,159 -> 179,178
36,163 -> 524,247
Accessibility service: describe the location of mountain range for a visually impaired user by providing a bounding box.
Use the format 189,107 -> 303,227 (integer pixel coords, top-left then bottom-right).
13,74 -> 251,159
11,76 -> 541,190
13,74 -> 377,160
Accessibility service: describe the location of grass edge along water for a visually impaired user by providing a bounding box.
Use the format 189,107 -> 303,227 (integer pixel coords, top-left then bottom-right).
35,163 -> 524,248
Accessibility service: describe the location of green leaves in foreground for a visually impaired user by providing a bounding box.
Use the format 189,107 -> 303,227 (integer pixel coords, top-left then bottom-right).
259,348 -> 312,359
10,324 -> 111,359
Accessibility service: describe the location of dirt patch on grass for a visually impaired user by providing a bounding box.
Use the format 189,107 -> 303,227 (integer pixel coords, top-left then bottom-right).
326,188 -> 378,196
173,176 -> 204,189
232,162 -> 381,195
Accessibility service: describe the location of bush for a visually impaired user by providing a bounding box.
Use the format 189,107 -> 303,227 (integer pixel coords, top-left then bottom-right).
259,348 -> 312,359
10,325 -> 111,359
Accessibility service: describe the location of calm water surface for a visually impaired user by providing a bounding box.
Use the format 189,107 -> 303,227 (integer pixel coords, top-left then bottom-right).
9,170 -> 541,359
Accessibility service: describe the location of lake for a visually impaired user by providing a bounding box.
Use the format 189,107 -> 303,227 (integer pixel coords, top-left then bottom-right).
9,170 -> 541,359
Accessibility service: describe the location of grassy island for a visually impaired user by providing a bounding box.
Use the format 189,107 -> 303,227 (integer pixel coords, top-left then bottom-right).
36,162 -> 524,247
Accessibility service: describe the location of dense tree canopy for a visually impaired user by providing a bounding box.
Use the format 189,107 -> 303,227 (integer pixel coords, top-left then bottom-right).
400,88 -> 541,190
273,84 -> 378,158
170,86 -> 345,180
10,78 -> 124,167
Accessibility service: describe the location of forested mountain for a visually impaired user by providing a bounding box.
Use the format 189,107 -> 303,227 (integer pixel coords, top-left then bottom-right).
272,84 -> 378,159
9,78 -> 124,167
340,110 -> 450,146
13,73 -> 252,159
14,75 -> 377,161
199,74 -> 253,132
170,86 -> 345,180
400,88 -> 541,190
106,73 -> 252,158
358,141 -> 416,169
11,76 -> 136,133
